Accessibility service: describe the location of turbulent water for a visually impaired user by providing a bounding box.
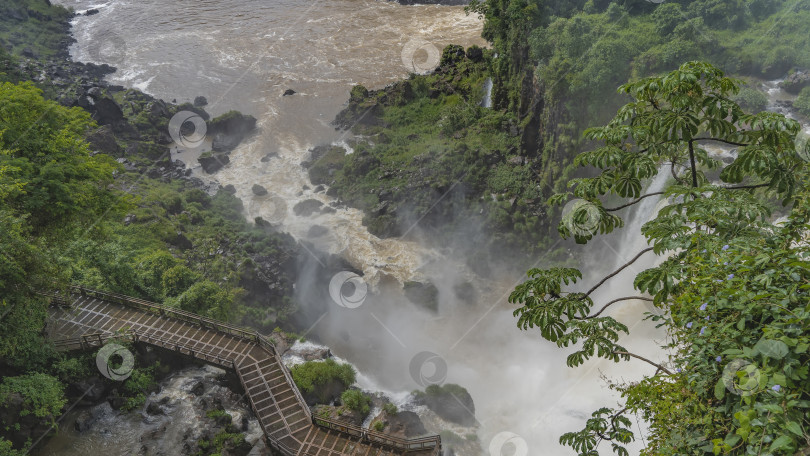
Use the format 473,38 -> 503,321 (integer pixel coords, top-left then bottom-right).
47,1 -> 797,455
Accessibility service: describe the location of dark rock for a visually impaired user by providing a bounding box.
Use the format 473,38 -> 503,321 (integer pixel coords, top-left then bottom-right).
413,384 -> 476,426
85,8 -> 100,16
781,70 -> 810,94
260,152 -> 278,162
86,86 -> 102,98
320,206 -> 337,214
307,225 -> 329,238
403,281 -> 439,313
92,96 -> 125,125
21,47 -> 36,58
293,199 -> 324,217
313,185 -> 325,193
208,111 -> 257,153
222,184 -> 237,194
193,96 -> 208,107
198,153 -> 230,173
145,400 -> 164,416
283,89 -> 296,96
85,125 -> 121,155
252,184 -> 268,196
373,410 -> 427,438
190,380 -> 205,396
466,46 -> 484,62
74,402 -> 113,432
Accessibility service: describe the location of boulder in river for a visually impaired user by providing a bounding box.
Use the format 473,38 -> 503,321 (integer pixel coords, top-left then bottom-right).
283,89 -> 296,96
413,384 -> 476,426
252,184 -> 268,196
193,95 -> 208,106
198,152 -> 230,173
293,199 -> 324,216
208,110 -> 257,153
781,69 -> 810,94
370,409 -> 427,438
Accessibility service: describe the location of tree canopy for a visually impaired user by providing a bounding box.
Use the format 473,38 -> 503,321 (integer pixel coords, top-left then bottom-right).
510,62 -> 810,455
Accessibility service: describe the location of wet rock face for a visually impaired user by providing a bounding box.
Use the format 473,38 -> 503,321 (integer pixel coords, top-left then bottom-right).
413,384 -> 476,426
781,69 -> 810,94
252,184 -> 268,196
372,410 -> 427,438
208,111 -> 258,153
293,199 -> 324,217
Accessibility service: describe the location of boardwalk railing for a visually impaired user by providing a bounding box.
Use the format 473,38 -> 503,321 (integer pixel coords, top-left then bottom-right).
314,416 -> 442,454
48,286 -> 442,455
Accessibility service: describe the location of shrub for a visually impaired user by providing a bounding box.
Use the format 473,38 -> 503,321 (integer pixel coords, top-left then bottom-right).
290,359 -> 356,394
382,402 -> 398,415
341,389 -> 371,415
795,86 -> 810,117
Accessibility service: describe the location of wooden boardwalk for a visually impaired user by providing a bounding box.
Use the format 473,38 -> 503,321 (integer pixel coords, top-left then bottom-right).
45,287 -> 441,456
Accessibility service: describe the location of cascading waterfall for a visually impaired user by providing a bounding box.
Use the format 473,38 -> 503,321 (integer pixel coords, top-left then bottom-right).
45,1 -> 808,453
480,77 -> 492,108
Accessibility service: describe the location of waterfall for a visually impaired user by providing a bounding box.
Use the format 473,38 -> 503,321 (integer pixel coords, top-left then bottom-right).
480,77 -> 492,108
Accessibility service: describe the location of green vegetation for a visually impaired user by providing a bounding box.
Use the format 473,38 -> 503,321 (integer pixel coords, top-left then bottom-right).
796,87 -> 810,118
323,0 -> 810,263
382,402 -> 398,415
290,359 -> 356,399
340,389 -> 371,416
0,373 -> 66,425
120,364 -> 157,411
510,63 -> 810,455
0,2 -> 298,450
372,420 -> 385,431
0,0 -> 73,58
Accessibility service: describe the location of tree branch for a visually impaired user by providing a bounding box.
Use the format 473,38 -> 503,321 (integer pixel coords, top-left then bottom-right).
720,182 -> 769,190
604,192 -> 665,212
688,139 -> 698,188
692,137 -> 750,147
578,296 -> 654,320
586,247 -> 654,297
614,351 -> 673,375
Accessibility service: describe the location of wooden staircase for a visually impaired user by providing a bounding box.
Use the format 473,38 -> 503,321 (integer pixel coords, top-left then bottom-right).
45,286 -> 441,456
